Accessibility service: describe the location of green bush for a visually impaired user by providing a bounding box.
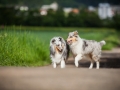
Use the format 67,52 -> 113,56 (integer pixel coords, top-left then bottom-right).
0,31 -> 51,66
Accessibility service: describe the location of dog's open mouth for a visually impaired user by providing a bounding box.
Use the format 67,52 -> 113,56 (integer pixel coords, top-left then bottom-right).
67,40 -> 72,45
56,47 -> 63,52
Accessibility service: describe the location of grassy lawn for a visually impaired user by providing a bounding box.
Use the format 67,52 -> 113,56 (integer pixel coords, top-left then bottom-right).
0,26 -> 119,66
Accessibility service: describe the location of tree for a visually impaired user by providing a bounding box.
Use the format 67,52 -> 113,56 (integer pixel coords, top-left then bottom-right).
41,9 -> 55,26
0,6 -> 17,25
84,12 -> 102,27
54,8 -> 66,27
66,12 -> 80,27
24,9 -> 42,26
113,14 -> 120,32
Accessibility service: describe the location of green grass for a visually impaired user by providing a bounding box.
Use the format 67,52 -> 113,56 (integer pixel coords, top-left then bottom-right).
0,26 -> 120,66
0,31 -> 51,66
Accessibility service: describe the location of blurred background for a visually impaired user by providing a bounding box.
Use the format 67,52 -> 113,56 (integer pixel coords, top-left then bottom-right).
0,0 -> 120,67
0,0 -> 120,28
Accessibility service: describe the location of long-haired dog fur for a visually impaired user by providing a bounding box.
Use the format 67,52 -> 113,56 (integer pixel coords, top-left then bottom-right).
67,31 -> 106,69
50,37 -> 69,68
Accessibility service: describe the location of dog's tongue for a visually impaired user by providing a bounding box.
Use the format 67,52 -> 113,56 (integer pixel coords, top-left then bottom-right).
57,47 -> 62,52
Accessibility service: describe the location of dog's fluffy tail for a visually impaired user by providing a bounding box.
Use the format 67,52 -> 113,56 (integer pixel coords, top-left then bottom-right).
99,40 -> 106,46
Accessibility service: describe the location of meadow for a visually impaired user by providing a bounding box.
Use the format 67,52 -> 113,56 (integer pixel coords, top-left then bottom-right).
0,26 -> 119,66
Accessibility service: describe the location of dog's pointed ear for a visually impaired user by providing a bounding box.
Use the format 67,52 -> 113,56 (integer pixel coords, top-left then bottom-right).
59,37 -> 62,41
74,30 -> 78,35
52,39 -> 55,43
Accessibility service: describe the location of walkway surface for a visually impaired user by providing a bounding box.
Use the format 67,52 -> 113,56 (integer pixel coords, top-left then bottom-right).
0,66 -> 120,90
0,48 -> 120,90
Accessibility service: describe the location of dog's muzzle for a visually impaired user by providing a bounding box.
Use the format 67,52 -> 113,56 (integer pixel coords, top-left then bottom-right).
56,46 -> 63,52
67,39 -> 72,45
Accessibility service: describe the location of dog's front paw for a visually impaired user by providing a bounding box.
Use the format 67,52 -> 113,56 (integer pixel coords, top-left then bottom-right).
75,61 -> 79,67
89,67 -> 92,69
61,60 -> 65,68
61,66 -> 65,68
53,63 -> 56,68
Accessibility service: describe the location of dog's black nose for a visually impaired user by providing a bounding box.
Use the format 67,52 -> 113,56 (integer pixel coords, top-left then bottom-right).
57,44 -> 59,46
67,40 -> 72,45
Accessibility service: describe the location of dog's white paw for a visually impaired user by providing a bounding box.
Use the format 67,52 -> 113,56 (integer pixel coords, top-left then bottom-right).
96,67 -> 99,69
75,61 -> 79,67
89,67 -> 92,69
61,66 -> 65,68
61,60 -> 65,68
89,63 -> 93,69
53,63 -> 56,68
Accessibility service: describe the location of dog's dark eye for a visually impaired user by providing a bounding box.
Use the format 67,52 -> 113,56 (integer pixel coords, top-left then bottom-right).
52,39 -> 55,43
70,36 -> 72,38
75,36 -> 77,38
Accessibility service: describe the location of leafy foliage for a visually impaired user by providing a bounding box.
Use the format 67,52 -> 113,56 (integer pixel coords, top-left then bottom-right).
113,14 -> 120,32
0,6 -> 120,29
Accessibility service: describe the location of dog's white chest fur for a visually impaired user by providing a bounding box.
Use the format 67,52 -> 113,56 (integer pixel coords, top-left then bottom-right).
70,40 -> 83,56
52,53 -> 62,63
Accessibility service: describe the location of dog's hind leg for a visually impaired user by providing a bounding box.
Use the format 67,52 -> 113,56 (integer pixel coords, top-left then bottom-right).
96,61 -> 99,69
75,54 -> 82,67
61,59 -> 65,68
92,55 -> 100,69
89,61 -> 94,69
87,54 -> 94,69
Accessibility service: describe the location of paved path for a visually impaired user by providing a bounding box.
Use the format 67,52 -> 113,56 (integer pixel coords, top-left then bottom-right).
0,49 -> 120,90
0,66 -> 120,90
